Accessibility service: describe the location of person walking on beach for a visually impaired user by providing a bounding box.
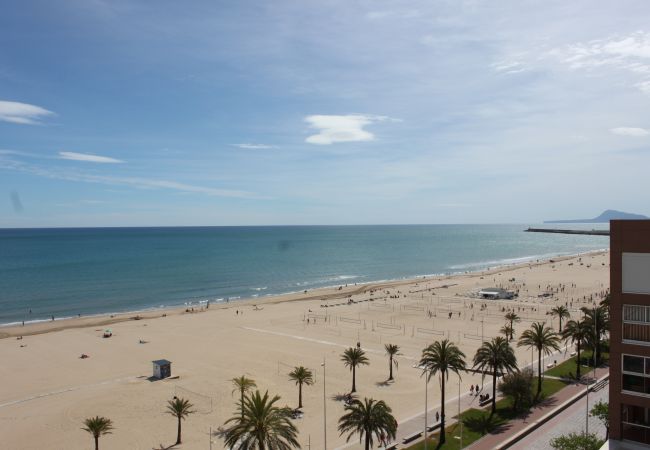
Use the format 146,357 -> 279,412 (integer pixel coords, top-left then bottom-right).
436,411 -> 440,422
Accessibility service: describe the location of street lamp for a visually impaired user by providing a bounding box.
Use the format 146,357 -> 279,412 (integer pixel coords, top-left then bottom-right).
458,374 -> 463,448
585,306 -> 598,435
481,318 -> 485,390
414,364 -> 430,450
321,358 -> 327,450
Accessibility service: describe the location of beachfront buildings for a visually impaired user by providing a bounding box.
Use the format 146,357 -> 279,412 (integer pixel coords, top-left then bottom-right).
610,220 -> 650,447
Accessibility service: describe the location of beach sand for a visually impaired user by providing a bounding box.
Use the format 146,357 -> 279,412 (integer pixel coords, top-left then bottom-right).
0,251 -> 609,450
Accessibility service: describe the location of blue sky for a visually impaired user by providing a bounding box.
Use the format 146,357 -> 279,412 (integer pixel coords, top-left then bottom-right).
1,0 -> 650,226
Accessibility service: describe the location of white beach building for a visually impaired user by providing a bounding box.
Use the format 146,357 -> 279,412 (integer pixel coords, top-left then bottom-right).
479,287 -> 515,300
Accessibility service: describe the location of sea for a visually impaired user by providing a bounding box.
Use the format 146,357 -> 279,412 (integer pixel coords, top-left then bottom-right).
0,224 -> 609,326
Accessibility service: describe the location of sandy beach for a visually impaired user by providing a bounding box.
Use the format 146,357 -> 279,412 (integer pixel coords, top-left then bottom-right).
0,251 -> 609,450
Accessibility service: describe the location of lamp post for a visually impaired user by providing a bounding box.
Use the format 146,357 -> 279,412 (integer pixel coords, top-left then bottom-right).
414,364 -> 430,450
458,374 -> 463,449
481,318 -> 485,390
585,306 -> 598,435
425,369 -> 429,450
322,358 -> 327,450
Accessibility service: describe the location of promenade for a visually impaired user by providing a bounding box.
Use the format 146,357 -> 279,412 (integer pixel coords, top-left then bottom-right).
342,346 -> 607,450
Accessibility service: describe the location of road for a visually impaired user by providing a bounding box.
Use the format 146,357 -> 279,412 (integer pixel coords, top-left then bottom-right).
508,385 -> 608,450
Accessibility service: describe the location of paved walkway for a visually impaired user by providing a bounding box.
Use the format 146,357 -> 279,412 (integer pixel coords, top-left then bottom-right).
465,375 -> 606,450
508,384 -> 608,450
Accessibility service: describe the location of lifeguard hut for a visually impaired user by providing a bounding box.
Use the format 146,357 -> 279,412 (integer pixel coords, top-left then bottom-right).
152,359 -> 172,379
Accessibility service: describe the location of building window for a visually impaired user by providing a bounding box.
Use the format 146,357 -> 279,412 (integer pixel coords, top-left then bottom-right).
623,305 -> 650,344
623,253 -> 650,295
622,354 -> 650,396
622,404 -> 650,445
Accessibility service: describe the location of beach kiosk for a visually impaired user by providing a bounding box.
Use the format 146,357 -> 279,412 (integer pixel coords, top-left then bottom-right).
152,359 -> 172,379
479,288 -> 515,300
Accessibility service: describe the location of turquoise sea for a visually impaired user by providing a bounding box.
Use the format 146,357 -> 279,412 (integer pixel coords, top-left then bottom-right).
0,224 -> 609,325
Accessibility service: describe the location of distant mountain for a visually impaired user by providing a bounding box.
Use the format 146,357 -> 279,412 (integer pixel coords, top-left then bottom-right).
545,209 -> 648,223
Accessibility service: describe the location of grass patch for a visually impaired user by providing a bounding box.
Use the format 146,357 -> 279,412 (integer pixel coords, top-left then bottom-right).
539,377 -> 569,397
405,415 -> 489,450
405,378 -> 570,450
544,350 -> 609,380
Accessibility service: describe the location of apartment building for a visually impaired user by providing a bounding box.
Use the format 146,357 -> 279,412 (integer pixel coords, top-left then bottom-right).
610,220 -> 650,447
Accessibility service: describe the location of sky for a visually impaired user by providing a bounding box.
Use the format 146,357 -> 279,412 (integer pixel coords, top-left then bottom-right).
1,0 -> 650,227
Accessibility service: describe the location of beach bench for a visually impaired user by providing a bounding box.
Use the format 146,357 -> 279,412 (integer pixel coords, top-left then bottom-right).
570,351 -> 577,357
402,431 -> 422,444
427,422 -> 441,432
382,443 -> 399,450
478,397 -> 491,407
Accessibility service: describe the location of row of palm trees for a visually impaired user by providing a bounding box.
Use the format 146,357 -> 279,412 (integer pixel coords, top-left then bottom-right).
421,302 -> 609,447
83,304 -> 608,450
82,397 -> 195,450
419,322 -> 559,447
340,344 -> 402,394
226,371 -> 397,450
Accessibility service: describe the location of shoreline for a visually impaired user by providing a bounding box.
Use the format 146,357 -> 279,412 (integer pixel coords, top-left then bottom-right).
0,248 -> 608,339
1,247 -> 610,450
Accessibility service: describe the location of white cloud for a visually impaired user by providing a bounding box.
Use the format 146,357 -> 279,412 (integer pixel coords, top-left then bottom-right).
540,32 -> 650,95
305,114 -> 394,145
601,33 -> 650,59
636,80 -> 650,94
0,100 -> 54,125
233,143 -> 276,149
491,60 -> 526,74
0,157 -> 261,199
59,151 -> 124,163
610,127 -> 650,137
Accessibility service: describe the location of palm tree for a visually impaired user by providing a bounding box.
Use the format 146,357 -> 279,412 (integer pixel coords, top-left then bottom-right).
167,397 -> 195,445
504,312 -> 521,339
582,305 -> 610,365
232,375 -> 257,418
419,339 -> 467,447
500,323 -> 514,341
341,347 -> 370,393
288,366 -> 314,409
518,322 -> 561,397
82,416 -> 114,450
562,318 -> 589,379
550,306 -> 570,332
384,344 -> 401,381
473,337 -> 518,414
338,397 -> 397,450
224,390 -> 300,450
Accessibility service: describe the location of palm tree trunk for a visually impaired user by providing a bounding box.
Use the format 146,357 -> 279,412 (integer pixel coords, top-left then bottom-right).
365,430 -> 371,450
176,416 -> 182,444
241,390 -> 245,418
576,343 -> 581,379
439,375 -> 446,447
491,366 -> 497,415
352,365 -> 356,393
389,356 -> 393,381
605,426 -> 609,440
537,349 -> 542,397
298,383 -> 303,408
94,436 -> 99,450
